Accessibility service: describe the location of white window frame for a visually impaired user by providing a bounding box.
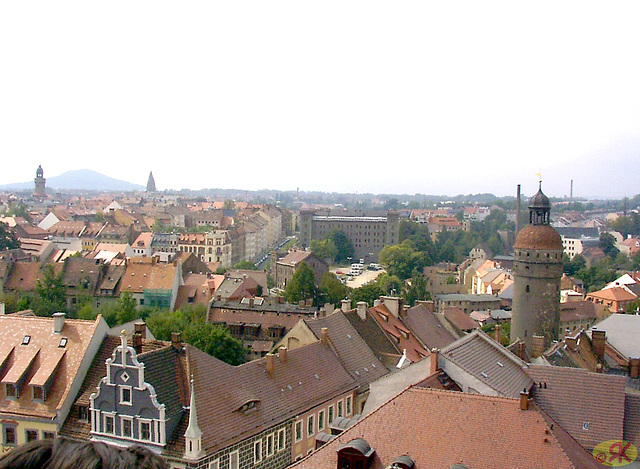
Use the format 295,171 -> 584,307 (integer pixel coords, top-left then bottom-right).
318,409 -> 325,431
229,450 -> 239,469
121,416 -> 133,438
120,385 -> 133,405
277,428 -> 285,452
208,459 -> 220,469
346,395 -> 353,416
139,419 -> 152,442
337,399 -> 344,418
254,439 -> 263,463
307,415 -> 315,437
294,420 -> 303,442
328,404 -> 334,424
266,433 -> 275,457
103,413 -> 116,434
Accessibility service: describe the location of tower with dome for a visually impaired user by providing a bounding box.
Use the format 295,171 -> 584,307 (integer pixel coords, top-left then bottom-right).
510,182 -> 563,355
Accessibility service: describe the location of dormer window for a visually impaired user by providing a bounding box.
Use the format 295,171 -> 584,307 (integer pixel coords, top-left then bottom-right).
6,383 -> 18,399
21,335 -> 31,345
33,385 -> 45,401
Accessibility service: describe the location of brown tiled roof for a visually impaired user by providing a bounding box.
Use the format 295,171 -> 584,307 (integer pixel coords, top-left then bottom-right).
208,308 -> 305,332
587,286 -> 636,302
526,365 -> 626,450
291,387 -> 583,469
61,257 -> 104,292
0,315 -> 103,420
403,303 -> 457,350
97,265 -> 126,293
279,250 -> 311,266
116,260 -> 178,293
544,330 -> 602,372
184,341 -> 357,455
443,306 -> 479,331
3,261 -> 63,292
304,311 -> 388,389
560,300 -> 607,322
440,329 -> 533,398
369,304 -> 429,363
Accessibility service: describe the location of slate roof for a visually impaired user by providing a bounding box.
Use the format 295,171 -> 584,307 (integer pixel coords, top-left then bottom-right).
590,314 -> 640,360
440,329 -> 533,398
403,303 -> 456,350
304,311 -> 388,389
526,365 -> 626,450
343,309 -> 400,361
443,306 -> 479,332
291,387 -> 586,469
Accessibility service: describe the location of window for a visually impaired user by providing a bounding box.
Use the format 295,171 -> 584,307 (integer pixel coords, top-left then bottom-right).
346,396 -> 353,415
277,429 -> 285,451
33,385 -> 45,401
122,418 -> 133,438
104,415 -> 115,434
254,439 -> 263,463
6,383 -> 18,399
318,410 -> 325,431
295,420 -> 303,442
3,425 -> 16,446
140,421 -> 151,441
229,450 -> 239,469
208,459 -> 220,469
22,335 -> 31,345
78,406 -> 89,422
26,429 -> 38,442
266,433 -> 275,457
328,405 -> 334,424
307,415 -> 315,437
43,431 -> 55,440
337,400 -> 343,418
120,386 -> 132,405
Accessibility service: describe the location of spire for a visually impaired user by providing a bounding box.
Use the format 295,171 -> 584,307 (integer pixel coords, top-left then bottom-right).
146,171 -> 157,192
184,378 -> 204,459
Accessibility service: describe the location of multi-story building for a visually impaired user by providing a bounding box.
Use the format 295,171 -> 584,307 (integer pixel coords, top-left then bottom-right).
177,231 -> 232,266
299,210 -> 399,262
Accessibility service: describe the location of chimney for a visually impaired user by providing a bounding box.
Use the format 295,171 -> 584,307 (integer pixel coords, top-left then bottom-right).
430,348 -> 439,375
134,322 -> 146,340
278,346 -> 288,363
265,353 -> 275,377
401,305 -> 409,318
171,332 -> 182,350
382,296 -> 402,318
320,327 -> 328,345
341,299 -> 351,313
356,302 -> 368,320
519,389 -> 529,410
591,329 -> 606,360
565,335 -> 577,351
517,342 -> 526,360
298,300 -> 305,308
132,332 -> 143,354
531,335 -> 546,358
53,312 -> 66,334
0,302 -> 5,315
494,324 -> 502,344
629,357 -> 640,379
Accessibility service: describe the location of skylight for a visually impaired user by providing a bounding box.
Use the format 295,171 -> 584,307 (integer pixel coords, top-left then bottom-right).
21,335 -> 31,345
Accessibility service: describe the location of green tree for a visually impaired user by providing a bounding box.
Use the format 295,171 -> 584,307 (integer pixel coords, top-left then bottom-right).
403,270 -> 431,306
319,272 -> 349,306
563,254 -> 586,276
330,229 -> 355,264
116,291 -> 138,325
0,222 -> 20,251
375,272 -> 402,295
223,199 -> 236,210
349,283 -> 384,307
379,241 -> 427,280
600,233 -> 619,260
34,264 -> 66,316
310,238 -> 338,262
284,262 -> 318,304
231,260 -> 258,270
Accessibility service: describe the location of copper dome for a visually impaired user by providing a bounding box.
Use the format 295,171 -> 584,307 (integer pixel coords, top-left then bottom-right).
514,224 -> 563,251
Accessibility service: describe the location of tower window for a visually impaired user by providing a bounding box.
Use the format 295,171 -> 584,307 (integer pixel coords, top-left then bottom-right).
526,285 -> 530,292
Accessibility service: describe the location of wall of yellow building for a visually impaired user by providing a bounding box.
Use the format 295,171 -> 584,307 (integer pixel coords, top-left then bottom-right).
0,418 -> 57,455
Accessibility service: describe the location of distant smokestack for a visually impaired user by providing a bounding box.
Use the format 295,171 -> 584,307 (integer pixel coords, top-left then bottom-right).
515,184 -> 521,235
570,179 -> 574,199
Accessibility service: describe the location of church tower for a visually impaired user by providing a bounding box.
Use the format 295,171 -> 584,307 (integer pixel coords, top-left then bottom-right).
510,183 -> 563,355
146,171 -> 157,192
34,165 -> 46,198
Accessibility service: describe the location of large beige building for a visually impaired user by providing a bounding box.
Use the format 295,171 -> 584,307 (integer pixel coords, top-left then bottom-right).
299,210 -> 400,262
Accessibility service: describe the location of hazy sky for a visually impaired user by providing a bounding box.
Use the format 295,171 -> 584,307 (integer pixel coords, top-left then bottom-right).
1,1 -> 639,199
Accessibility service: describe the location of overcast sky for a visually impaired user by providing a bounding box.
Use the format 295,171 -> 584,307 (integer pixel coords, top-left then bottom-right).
1,1 -> 639,199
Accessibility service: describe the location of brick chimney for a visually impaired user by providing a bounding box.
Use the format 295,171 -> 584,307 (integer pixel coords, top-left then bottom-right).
53,312 -> 66,334
494,324 -> 502,344
320,327 -> 328,345
132,332 -> 143,354
171,332 -> 182,350
430,348 -> 439,375
265,353 -> 275,377
278,346 -> 288,363
517,342 -> 526,360
565,335 -> 577,351
531,335 -> 546,358
630,357 -> 640,379
519,389 -> 529,410
356,302 -> 368,320
342,299 -> 351,313
134,322 -> 146,340
591,328 -> 606,360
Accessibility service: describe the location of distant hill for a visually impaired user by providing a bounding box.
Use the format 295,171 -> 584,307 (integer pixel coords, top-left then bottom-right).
0,169 -> 145,192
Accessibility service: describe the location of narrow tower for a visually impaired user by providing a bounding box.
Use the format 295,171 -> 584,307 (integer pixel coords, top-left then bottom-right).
34,165 -> 46,198
510,183 -> 563,355
146,171 -> 157,192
